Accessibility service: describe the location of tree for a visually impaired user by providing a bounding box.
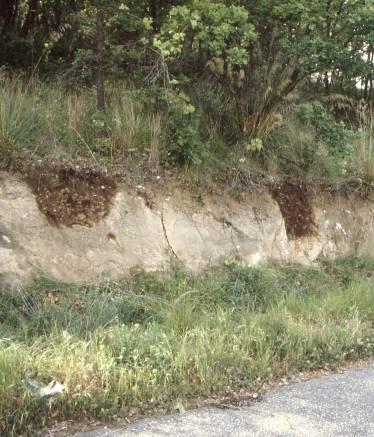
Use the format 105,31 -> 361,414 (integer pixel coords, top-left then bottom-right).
0,0 -> 80,69
95,0 -> 105,111
155,0 -> 374,142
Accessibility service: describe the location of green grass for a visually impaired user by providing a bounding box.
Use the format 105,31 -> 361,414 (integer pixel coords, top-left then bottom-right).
1,75 -> 374,194
1,256 -> 374,435
0,76 -> 160,169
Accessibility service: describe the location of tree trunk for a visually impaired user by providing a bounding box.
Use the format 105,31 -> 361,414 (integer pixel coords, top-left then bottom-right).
0,0 -> 18,31
20,0 -> 38,37
95,2 -> 105,111
149,0 -> 159,31
150,0 -> 167,32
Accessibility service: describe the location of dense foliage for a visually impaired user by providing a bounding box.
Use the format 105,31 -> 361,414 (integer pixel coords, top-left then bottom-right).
0,0 -> 373,185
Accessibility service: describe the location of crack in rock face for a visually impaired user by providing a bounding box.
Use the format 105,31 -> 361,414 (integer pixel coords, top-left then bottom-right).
160,208 -> 180,260
1,171 -> 374,287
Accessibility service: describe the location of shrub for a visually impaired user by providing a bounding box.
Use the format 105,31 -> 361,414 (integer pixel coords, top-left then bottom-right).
295,102 -> 353,158
262,103 -> 354,181
164,112 -> 207,166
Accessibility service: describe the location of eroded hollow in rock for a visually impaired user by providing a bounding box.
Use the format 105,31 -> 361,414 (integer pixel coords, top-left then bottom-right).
26,166 -> 117,227
271,182 -> 316,239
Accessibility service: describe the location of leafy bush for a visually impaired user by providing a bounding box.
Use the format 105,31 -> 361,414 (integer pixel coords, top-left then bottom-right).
263,103 -> 354,180
295,102 -> 353,158
164,112 -> 207,166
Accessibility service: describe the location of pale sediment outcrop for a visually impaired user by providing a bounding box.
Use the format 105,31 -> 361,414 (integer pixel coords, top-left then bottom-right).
1,171 -> 373,288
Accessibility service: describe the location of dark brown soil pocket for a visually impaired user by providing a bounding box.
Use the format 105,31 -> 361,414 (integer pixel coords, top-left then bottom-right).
26,165 -> 117,227
270,182 -> 316,239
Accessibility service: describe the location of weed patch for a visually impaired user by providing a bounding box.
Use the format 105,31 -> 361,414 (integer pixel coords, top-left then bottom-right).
0,258 -> 374,434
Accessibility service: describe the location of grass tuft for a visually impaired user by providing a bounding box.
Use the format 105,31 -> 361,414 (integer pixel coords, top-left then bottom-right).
1,257 -> 374,434
0,76 -> 161,169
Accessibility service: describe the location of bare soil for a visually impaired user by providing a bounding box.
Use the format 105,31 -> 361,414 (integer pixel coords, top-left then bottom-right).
26,165 -> 117,227
270,182 -> 317,239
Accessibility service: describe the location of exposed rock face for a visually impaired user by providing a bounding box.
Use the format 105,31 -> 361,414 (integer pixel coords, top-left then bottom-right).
0,172 -> 373,288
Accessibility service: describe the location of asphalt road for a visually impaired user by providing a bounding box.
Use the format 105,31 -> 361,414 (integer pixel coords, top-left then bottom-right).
74,364 -> 374,437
